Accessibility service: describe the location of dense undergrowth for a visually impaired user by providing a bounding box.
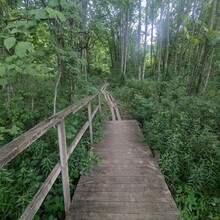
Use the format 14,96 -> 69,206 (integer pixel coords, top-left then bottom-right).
0,76 -> 105,219
114,78 -> 220,220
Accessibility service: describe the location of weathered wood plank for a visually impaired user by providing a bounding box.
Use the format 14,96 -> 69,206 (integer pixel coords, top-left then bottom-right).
108,93 -> 121,121
88,102 -> 93,145
58,120 -> 70,213
70,201 -> 179,214
98,93 -> 101,114
91,105 -> 99,121
80,175 -> 166,185
73,191 -> 173,202
76,183 -> 168,193
66,212 -> 181,220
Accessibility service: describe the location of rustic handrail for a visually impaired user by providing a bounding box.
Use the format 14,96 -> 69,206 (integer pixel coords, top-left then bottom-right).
0,90 -> 102,220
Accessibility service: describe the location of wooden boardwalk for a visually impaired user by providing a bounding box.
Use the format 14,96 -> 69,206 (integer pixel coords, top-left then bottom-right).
66,120 -> 181,220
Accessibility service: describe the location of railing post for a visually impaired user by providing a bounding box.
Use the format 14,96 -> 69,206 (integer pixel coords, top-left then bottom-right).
57,119 -> 70,213
98,93 -> 101,114
88,101 -> 93,145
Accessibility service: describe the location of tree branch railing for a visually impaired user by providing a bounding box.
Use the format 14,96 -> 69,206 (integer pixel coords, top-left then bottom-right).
0,92 -> 102,219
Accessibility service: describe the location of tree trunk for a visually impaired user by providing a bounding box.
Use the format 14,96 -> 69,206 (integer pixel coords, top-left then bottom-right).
137,0 -> 142,80
150,0 -> 154,76
141,0 -> 148,80
123,9 -> 129,77
163,0 -> 170,79
157,6 -> 164,82
53,51 -> 63,115
53,18 -> 64,115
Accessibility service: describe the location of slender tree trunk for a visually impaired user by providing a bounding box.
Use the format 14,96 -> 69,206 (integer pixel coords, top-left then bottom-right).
163,0 -> 170,79
53,19 -> 64,115
53,51 -> 63,115
120,13 -> 125,77
137,0 -> 142,80
81,0 -> 88,79
142,0 -> 148,80
203,52 -> 214,91
150,0 -> 154,76
123,9 -> 129,77
157,6 -> 164,82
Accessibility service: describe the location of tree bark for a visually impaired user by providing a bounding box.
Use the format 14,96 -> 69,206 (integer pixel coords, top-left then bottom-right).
163,0 -> 170,79
141,0 -> 148,80
150,0 -> 154,76
157,6 -> 164,82
137,0 -> 142,80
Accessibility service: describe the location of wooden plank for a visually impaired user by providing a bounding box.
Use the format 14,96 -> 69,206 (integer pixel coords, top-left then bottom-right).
19,162 -> 61,220
76,183 -> 167,193
66,212 -> 181,220
88,102 -> 93,145
0,94 -> 98,168
114,107 -> 121,121
91,105 -> 99,119
90,165 -> 160,174
98,93 -> 101,114
105,92 -> 116,121
73,191 -> 173,202
70,201 -> 179,214
58,120 -> 71,213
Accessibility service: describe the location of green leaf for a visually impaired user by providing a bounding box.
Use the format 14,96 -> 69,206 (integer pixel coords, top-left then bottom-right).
4,37 -> 16,50
49,0 -> 59,7
15,66 -> 22,73
15,42 -> 32,58
60,0 -> 70,9
0,79 -> 7,86
30,9 -> 47,20
190,37 -> 200,45
35,10 -> 47,20
55,11 -> 66,22
9,125 -> 20,135
45,7 -> 66,22
0,66 -> 5,76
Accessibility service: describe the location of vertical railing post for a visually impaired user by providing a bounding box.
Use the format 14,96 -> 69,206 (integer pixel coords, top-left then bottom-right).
88,101 -> 93,145
57,119 -> 70,213
98,93 -> 101,114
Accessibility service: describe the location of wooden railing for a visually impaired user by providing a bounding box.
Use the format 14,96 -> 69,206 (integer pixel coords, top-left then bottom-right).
0,92 -> 102,219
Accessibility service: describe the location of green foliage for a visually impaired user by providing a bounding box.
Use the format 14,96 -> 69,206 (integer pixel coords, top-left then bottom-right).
4,37 -> 16,50
115,78 -> 220,219
15,42 -> 32,58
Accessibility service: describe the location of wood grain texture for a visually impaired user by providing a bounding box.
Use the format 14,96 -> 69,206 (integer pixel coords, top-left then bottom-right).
66,120 -> 181,220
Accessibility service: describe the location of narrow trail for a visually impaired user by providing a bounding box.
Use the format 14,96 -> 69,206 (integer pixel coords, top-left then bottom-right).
101,84 -> 121,121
